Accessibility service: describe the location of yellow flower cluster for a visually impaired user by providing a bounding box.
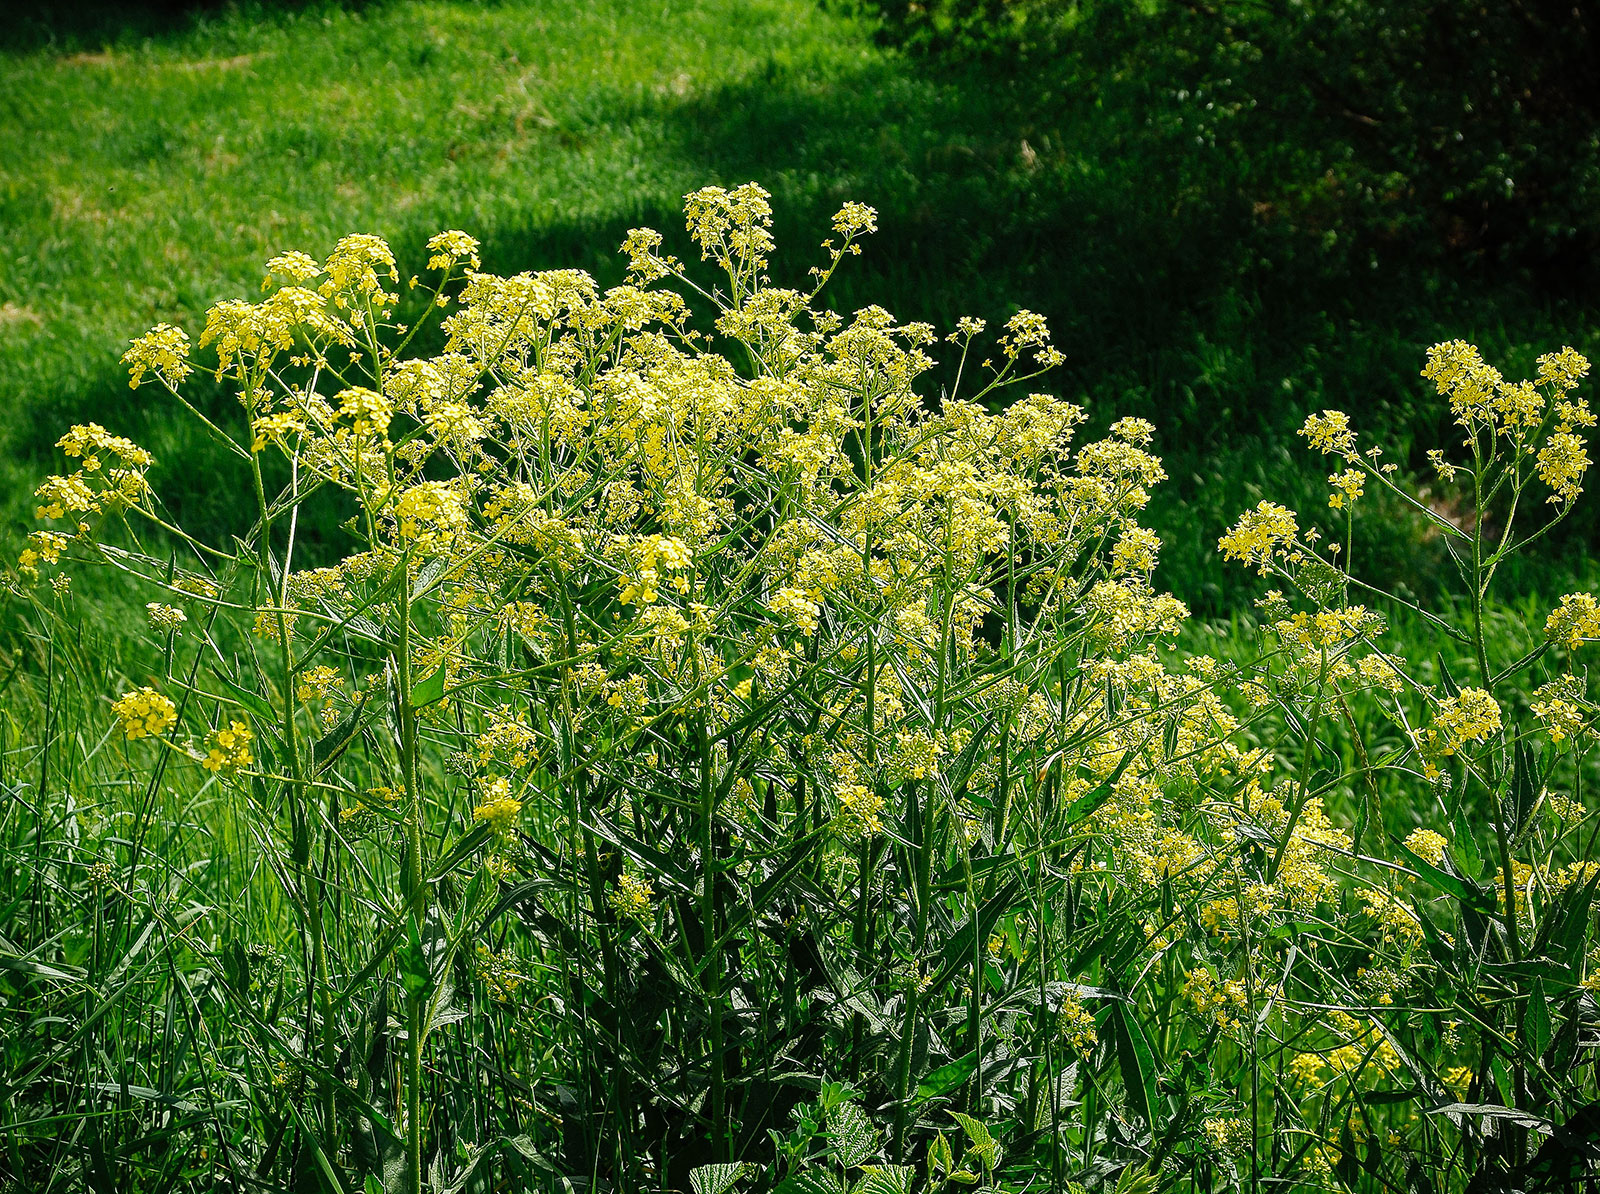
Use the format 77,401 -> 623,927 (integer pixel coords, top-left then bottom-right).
1218,501 -> 1299,573
609,872 -> 654,923
472,779 -> 523,835
1415,687 -> 1501,778
201,721 -> 254,774
1545,592 -> 1600,651
112,687 -> 177,739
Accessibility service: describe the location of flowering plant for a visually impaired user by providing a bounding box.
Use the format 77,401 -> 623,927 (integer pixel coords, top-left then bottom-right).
9,184 -> 1599,1193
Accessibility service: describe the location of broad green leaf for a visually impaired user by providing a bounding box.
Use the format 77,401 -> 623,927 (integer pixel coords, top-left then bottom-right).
914,1051 -> 977,1104
829,1100 -> 879,1169
851,1165 -> 913,1194
690,1162 -> 746,1194
410,664 -> 446,710
1107,1000 -> 1161,1134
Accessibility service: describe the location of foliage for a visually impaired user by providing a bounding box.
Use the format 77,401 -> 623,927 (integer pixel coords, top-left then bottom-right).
3,185 -> 1600,1194
851,0 -> 1600,277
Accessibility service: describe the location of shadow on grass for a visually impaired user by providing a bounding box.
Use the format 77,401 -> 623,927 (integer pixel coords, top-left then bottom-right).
0,0 -> 381,55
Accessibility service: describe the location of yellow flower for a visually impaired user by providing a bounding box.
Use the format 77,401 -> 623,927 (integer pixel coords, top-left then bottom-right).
1403,828 -> 1449,867
1300,409 -> 1357,456
472,779 -> 523,835
122,324 -> 193,390
425,229 -> 481,272
1415,687 -> 1501,777
1218,501 -> 1299,572
201,721 -> 254,773
1546,593 -> 1600,650
609,872 -> 653,922
112,687 -> 177,739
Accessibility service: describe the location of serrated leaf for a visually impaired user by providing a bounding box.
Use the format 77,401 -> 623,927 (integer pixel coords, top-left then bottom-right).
851,1165 -> 913,1194
690,1162 -> 746,1194
774,1173 -> 843,1194
829,1100 -> 879,1169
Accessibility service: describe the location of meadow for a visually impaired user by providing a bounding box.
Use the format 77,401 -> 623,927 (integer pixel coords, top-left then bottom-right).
2,2 -> 1599,1192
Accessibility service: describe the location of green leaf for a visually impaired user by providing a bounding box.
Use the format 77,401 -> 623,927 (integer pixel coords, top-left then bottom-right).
774,1173 -> 843,1194
1528,976 -> 1553,1062
948,1112 -> 997,1172
1507,738 -> 1539,836
1393,838 -> 1494,914
690,1163 -> 746,1194
410,664 -> 446,710
312,685 -> 373,775
1107,1000 -> 1161,1134
851,1165 -> 913,1194
914,1051 -> 977,1104
829,1100 -> 879,1169
1436,652 -> 1461,700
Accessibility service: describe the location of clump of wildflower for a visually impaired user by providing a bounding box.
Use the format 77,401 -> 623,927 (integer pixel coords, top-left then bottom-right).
1548,793 -> 1585,823
338,386 -> 393,438
1403,828 -> 1449,867
832,783 -> 885,841
1218,501 -> 1299,573
393,480 -> 468,544
1058,994 -> 1097,1059
476,718 -> 539,769
887,729 -> 943,783
1539,432 -> 1591,504
1328,468 -> 1364,509
684,182 -> 774,271
320,232 -> 399,307
1415,687 -> 1502,779
1545,593 -> 1600,651
767,586 -> 821,635
1422,340 -> 1505,430
146,603 -> 187,633
123,324 -> 193,390
112,687 -> 177,739
609,872 -> 653,923
1441,1066 -> 1474,1098
18,529 -> 71,576
263,249 -> 321,283
1185,968 -> 1251,1033
1359,887 -> 1423,947
1533,674 -> 1588,744
1111,526 -> 1162,576
201,721 -> 254,774
474,944 -> 525,1002
295,664 -> 345,706
426,229 -> 481,272
472,778 -> 523,836
1288,1053 -> 1326,1088
1202,1117 -> 1252,1157
1357,651 -> 1406,694
1300,409 -> 1357,457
